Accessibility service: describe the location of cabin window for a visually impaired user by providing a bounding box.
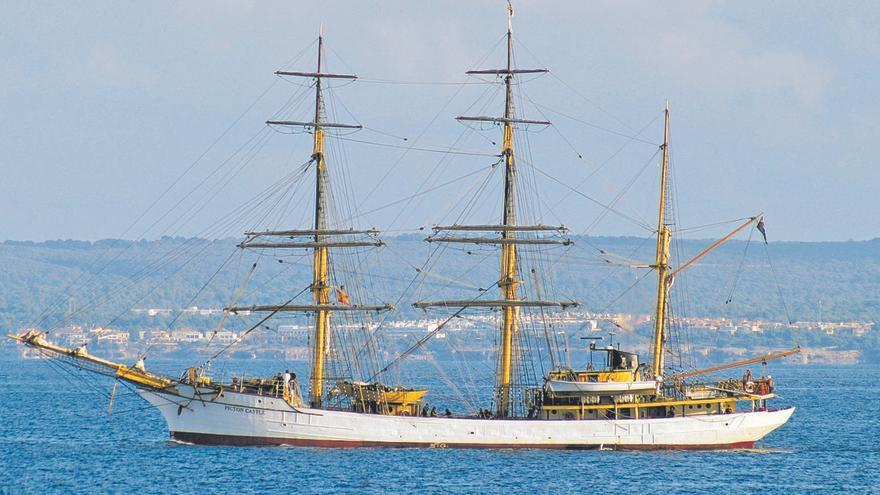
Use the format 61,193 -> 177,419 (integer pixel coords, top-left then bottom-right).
696,404 -> 702,409
688,405 -> 692,409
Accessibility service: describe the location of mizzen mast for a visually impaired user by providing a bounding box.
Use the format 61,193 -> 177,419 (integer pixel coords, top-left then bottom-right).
650,101 -> 672,380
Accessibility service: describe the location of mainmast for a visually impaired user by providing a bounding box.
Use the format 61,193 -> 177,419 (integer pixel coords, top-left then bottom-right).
413,5 -> 577,418
228,29 -> 391,410
497,10 -> 519,419
651,102 -> 672,379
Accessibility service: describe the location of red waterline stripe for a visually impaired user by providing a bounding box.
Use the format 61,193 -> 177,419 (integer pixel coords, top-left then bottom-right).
170,432 -> 755,450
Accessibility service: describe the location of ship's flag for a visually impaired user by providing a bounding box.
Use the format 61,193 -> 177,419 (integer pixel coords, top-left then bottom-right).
757,217 -> 768,244
336,286 -> 351,306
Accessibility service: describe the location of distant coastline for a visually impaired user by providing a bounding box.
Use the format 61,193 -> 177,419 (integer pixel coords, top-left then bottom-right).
2,236 -> 877,364
3,312 -> 874,365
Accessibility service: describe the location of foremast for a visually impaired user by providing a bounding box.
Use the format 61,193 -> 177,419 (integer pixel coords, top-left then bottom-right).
651,102 -> 672,380
231,29 -> 390,409
310,33 -> 331,409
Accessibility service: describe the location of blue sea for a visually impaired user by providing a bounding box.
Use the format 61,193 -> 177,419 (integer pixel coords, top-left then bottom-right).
1,359 -> 877,494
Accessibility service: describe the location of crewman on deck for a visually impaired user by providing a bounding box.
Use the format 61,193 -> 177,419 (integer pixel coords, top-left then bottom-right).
134,357 -> 146,372
742,369 -> 752,388
430,406 -> 437,417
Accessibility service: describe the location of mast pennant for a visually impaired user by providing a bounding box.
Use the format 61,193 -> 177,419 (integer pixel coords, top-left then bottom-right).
757,217 -> 768,244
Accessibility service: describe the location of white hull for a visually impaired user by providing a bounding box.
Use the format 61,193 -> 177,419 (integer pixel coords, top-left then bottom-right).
139,386 -> 793,449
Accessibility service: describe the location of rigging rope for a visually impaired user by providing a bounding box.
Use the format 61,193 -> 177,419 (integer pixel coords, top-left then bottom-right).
134,249 -> 247,361
528,100 -> 658,146
512,36 -> 642,136
724,226 -> 755,307
203,260 -> 259,350
369,281 -> 501,381
51,157 -> 314,331
675,217 -> 754,234
208,284 -> 313,362
343,163 -> 498,222
359,77 -> 492,86
30,84 -> 280,330
763,242 -> 794,326
531,165 -> 654,231
331,135 -> 498,156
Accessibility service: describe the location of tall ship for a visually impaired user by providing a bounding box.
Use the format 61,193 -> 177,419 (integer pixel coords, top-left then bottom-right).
10,8 -> 797,449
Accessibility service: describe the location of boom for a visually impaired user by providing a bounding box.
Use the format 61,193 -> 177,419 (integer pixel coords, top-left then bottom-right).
667,348 -> 801,380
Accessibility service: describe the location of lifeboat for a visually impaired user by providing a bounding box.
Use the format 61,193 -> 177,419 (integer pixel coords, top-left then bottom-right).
546,378 -> 657,395
544,345 -> 657,396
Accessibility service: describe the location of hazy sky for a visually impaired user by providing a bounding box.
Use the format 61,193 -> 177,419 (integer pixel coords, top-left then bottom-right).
2,1 -> 878,242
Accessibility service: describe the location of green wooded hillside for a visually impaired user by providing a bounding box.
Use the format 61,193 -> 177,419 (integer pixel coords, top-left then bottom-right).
0,236 -> 877,331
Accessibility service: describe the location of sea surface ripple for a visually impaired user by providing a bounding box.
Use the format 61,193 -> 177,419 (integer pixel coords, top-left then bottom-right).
0,360 -> 877,494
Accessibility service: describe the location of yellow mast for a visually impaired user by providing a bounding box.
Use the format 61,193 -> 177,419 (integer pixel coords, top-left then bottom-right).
310,31 -> 331,408
411,3 -> 565,417
24,29 -> 388,411
246,28 -> 370,408
497,9 -> 519,417
651,101 -> 671,379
